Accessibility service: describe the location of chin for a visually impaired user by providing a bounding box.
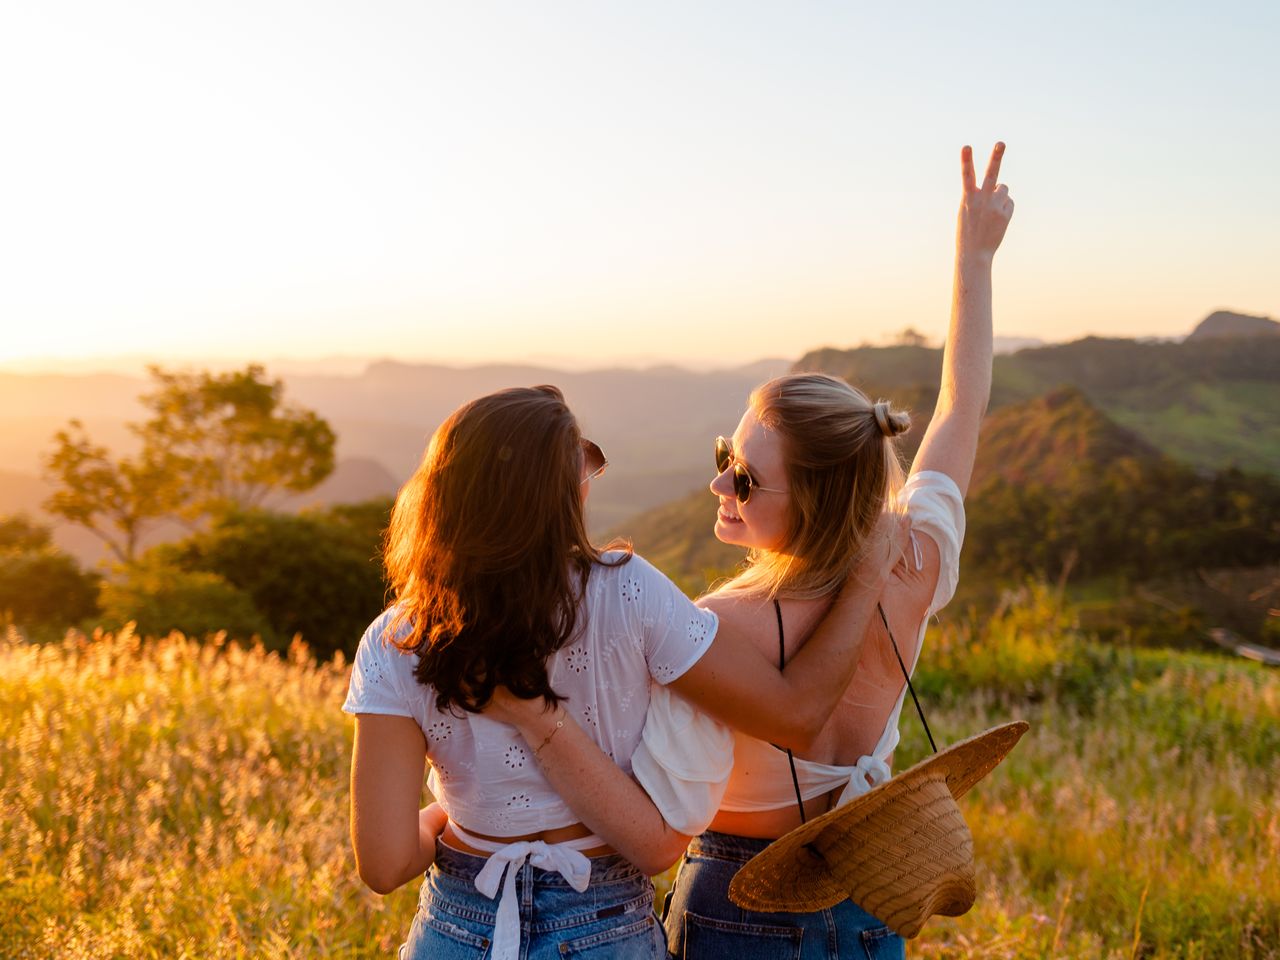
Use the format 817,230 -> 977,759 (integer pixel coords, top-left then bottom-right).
713,517 -> 751,548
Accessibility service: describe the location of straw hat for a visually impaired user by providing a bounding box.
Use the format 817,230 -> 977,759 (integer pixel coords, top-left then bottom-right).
727,720 -> 1029,939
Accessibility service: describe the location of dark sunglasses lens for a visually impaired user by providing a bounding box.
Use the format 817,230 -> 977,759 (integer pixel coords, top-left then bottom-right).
582,440 -> 605,477
733,464 -> 753,503
715,437 -> 732,474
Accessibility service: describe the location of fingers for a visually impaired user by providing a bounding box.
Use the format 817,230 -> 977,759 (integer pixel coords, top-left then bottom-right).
993,183 -> 1014,216
981,141 -> 1005,192
961,145 -> 976,193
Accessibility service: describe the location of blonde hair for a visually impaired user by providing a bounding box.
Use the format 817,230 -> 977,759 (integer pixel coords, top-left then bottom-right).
716,373 -> 910,601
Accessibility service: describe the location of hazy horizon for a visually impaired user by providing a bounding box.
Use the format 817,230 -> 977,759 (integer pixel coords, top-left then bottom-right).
0,323 -> 1224,379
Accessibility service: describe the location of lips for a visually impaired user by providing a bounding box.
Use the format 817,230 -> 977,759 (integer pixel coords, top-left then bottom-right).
717,503 -> 743,524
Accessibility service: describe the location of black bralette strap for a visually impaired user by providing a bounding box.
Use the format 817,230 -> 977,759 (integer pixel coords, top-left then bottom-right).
877,602 -> 937,754
774,599 -> 809,824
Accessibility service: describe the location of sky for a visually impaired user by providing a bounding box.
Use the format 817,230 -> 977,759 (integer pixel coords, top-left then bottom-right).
1,1 -> 1277,372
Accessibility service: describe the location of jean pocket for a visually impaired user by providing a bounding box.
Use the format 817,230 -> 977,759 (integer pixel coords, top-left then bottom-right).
558,913 -> 662,958
682,910 -> 802,960
859,924 -> 905,960
401,908 -> 492,960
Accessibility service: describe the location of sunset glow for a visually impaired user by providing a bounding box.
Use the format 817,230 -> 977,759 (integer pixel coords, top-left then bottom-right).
2,1 -> 1277,370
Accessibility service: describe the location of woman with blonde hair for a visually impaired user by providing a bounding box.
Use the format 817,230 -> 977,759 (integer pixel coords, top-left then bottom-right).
486,142 -> 1014,958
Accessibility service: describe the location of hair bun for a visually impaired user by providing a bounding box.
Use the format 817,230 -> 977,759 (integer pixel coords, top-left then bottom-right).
873,401 -> 911,438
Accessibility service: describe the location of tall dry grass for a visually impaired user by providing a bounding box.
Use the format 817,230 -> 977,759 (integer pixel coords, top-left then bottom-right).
0,626 -> 414,959
2,586 -> 1278,958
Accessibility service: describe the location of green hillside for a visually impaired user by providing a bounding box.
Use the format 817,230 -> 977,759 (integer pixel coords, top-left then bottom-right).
795,332 -> 1280,476
970,386 -> 1161,490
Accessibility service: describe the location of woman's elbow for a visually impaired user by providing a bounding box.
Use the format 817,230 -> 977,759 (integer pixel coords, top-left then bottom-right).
359,868 -> 404,896
634,836 -> 691,877
355,852 -> 408,895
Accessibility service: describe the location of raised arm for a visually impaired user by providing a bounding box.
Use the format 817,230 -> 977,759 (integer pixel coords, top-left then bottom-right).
912,142 -> 1014,495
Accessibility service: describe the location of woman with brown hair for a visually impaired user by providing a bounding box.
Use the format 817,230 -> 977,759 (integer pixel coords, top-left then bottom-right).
342,384 -> 904,959
484,142 -> 1014,958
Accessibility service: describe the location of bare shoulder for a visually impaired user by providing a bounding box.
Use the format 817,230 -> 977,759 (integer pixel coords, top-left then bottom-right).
886,527 -> 943,612
697,591 -> 778,653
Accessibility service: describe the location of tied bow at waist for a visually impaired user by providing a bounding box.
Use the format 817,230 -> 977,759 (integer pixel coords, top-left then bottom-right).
449,823 -> 601,960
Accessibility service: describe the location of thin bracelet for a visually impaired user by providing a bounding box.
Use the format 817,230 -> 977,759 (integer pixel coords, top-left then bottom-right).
533,715 -> 565,756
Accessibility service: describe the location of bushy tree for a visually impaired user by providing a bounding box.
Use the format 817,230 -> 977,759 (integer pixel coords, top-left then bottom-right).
141,365 -> 336,517
167,501 -> 390,658
97,556 -> 270,642
0,514 -> 100,630
43,365 -> 335,563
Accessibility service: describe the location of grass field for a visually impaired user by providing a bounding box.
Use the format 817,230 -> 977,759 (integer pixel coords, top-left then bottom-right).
3,586 -> 1277,958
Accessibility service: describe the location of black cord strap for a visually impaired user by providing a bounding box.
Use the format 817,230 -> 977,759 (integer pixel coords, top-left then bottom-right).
878,602 -> 937,754
774,600 -> 809,824
772,599 -> 938,827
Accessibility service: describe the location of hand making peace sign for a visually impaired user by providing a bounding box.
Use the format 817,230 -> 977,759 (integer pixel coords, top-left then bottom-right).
957,142 -> 1014,262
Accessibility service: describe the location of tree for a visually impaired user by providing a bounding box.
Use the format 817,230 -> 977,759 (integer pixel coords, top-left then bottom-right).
43,365 -> 336,563
97,556 -> 270,643
167,501 -> 390,658
894,327 -> 931,348
43,423 -> 183,564
0,514 -> 100,630
141,365 -> 336,517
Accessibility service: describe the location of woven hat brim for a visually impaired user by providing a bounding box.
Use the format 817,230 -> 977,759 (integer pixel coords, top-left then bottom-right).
728,720 -> 1029,915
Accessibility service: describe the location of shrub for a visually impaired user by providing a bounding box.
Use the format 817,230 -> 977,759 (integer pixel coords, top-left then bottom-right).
97,559 -> 269,642
169,504 -> 389,658
0,514 -> 100,630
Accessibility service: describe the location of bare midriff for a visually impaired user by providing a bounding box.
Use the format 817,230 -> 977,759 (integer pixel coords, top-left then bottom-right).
707,786 -> 840,840
441,820 -> 616,859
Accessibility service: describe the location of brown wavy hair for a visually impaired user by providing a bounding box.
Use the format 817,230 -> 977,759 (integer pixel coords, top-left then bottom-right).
384,385 -> 627,713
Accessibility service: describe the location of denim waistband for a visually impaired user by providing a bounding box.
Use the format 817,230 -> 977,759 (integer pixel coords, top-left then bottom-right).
686,830 -> 777,864
432,838 -> 645,887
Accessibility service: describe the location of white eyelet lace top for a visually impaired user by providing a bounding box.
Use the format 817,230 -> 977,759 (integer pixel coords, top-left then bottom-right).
342,551 -> 719,837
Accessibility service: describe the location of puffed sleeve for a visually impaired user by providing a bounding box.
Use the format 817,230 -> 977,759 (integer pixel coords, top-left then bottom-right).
630,683 -> 735,835
342,611 -> 416,718
901,470 -> 966,615
617,554 -> 720,685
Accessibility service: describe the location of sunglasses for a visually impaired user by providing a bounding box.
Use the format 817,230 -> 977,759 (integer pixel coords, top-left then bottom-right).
715,436 -> 786,504
581,438 -> 607,484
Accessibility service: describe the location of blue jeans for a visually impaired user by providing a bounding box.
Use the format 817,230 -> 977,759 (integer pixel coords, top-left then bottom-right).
663,831 -> 905,960
399,839 -> 666,959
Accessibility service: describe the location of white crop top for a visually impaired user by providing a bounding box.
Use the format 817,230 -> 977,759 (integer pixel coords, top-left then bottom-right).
342,551 -> 719,837
631,470 -> 966,833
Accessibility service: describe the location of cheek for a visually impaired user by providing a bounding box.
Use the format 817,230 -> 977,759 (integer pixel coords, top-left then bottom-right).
747,498 -> 792,550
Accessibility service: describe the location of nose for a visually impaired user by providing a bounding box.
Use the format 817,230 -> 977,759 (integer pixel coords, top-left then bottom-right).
709,467 -> 735,499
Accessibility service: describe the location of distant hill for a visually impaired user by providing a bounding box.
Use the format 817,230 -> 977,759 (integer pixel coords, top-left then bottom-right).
1186,311 -> 1279,341
795,321 -> 1280,476
971,386 -> 1161,491
278,457 -> 400,511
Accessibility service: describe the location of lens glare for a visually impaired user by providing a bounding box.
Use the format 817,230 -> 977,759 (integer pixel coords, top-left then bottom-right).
715,436 -> 732,474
